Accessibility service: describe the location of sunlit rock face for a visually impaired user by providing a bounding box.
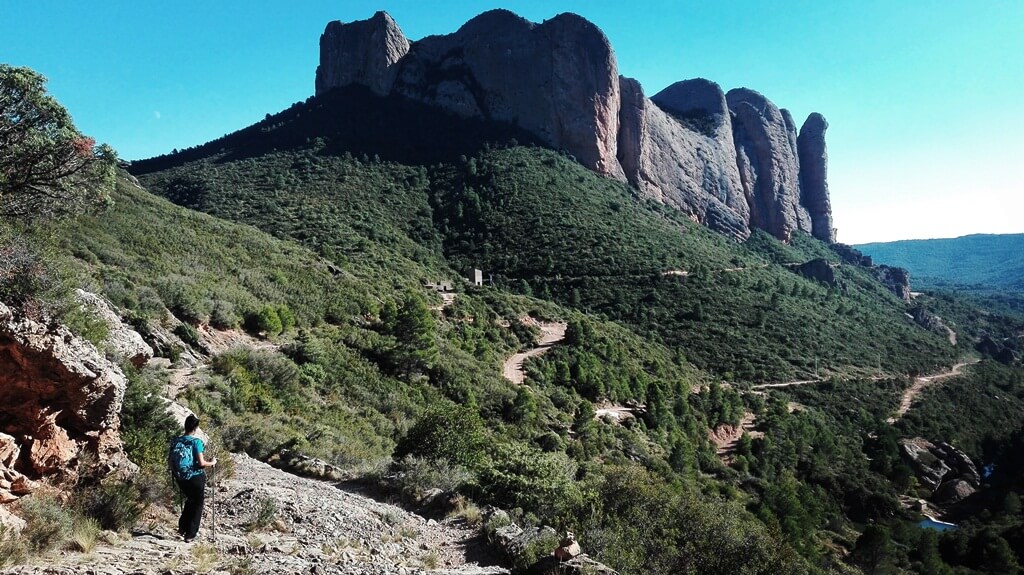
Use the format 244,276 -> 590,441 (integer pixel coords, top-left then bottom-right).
316,10 -> 835,242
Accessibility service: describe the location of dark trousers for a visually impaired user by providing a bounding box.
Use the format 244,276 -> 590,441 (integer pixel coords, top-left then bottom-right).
175,473 -> 206,539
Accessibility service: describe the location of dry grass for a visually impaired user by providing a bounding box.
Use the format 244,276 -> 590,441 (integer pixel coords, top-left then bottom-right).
448,495 -> 482,526
420,550 -> 440,570
0,526 -> 28,568
191,542 -> 220,573
69,516 -> 101,553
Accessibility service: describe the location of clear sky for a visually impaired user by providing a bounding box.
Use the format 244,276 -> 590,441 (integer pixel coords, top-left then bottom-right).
3,1 -> 1022,244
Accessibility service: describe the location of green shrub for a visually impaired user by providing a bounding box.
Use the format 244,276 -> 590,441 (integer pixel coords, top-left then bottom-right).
82,482 -> 149,531
20,494 -> 74,553
69,515 -> 100,553
247,305 -> 282,337
389,455 -> 473,501
62,304 -> 110,348
276,304 -> 296,332
174,322 -> 201,348
394,404 -> 487,468
210,299 -> 240,329
120,366 -> 179,472
244,497 -> 278,532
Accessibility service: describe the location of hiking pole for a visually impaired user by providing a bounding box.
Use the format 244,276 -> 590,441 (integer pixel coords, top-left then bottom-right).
211,463 -> 217,543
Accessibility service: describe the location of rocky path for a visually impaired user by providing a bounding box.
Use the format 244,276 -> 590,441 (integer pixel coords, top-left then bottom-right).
5,454 -> 505,575
501,322 -> 567,385
887,360 -> 978,423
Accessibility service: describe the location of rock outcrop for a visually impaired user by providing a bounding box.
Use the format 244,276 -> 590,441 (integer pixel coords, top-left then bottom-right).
0,301 -> 135,506
315,10 -> 835,242
727,88 -> 811,242
616,78 -> 749,238
798,113 -> 835,242
874,265 -> 912,302
315,11 -> 410,97
900,438 -> 980,504
796,258 -> 838,287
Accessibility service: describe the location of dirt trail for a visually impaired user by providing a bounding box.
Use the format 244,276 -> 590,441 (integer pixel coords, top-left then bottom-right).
501,322 -> 567,385
711,412 -> 762,460
887,360 -> 978,423
751,378 -> 823,390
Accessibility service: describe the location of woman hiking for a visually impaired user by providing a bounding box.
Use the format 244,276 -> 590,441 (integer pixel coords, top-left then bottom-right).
168,414 -> 217,542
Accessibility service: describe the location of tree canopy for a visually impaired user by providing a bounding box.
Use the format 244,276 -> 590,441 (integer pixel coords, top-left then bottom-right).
0,64 -> 116,220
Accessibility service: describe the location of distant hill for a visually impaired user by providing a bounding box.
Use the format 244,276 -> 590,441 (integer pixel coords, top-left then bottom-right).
857,233 -> 1024,291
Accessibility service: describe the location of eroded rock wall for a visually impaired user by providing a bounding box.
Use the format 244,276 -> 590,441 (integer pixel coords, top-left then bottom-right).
0,302 -> 135,506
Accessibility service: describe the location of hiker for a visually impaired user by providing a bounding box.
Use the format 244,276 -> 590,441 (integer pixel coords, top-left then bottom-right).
168,414 -> 217,542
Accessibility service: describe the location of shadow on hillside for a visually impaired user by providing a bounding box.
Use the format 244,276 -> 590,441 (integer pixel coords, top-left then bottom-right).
129,85 -> 542,174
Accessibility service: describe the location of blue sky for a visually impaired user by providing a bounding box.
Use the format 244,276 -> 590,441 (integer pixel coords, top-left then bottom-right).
3,1 -> 1022,243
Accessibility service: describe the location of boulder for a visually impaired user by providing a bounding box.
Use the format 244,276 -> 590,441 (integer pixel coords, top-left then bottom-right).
73,289 -> 153,368
0,301 -> 136,492
932,442 -> 980,487
900,438 -> 951,491
531,555 -> 619,575
0,504 -> 26,532
0,432 -> 18,468
900,437 -> 981,500
934,479 -> 976,504
267,448 -> 348,482
873,265 -> 912,302
798,113 -> 835,242
554,532 -> 582,560
796,258 -> 838,287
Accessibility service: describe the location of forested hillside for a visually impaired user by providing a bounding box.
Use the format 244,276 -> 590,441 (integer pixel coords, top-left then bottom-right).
857,234 -> 1024,290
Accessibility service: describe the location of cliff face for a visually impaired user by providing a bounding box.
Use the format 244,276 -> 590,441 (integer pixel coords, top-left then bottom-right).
315,10 -> 835,242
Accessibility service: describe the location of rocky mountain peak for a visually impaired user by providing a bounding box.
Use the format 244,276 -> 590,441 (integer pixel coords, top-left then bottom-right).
315,10 -> 836,243
314,10 -> 410,97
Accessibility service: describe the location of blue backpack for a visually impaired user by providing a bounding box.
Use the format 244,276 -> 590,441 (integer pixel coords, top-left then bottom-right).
169,436 -> 198,480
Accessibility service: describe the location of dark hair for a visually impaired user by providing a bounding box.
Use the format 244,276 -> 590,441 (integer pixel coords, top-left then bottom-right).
184,414 -> 200,434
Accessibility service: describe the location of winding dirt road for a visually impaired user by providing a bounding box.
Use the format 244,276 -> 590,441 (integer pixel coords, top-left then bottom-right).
887,360 -> 978,423
502,321 -> 567,384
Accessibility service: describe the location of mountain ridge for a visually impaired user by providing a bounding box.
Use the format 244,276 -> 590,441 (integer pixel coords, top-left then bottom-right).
856,233 -> 1024,291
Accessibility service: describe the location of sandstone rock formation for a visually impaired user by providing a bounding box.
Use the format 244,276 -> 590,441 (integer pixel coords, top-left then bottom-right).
617,78 -> 749,238
798,113 -> 835,241
727,88 -> 810,242
0,301 -> 135,506
315,10 -> 835,242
